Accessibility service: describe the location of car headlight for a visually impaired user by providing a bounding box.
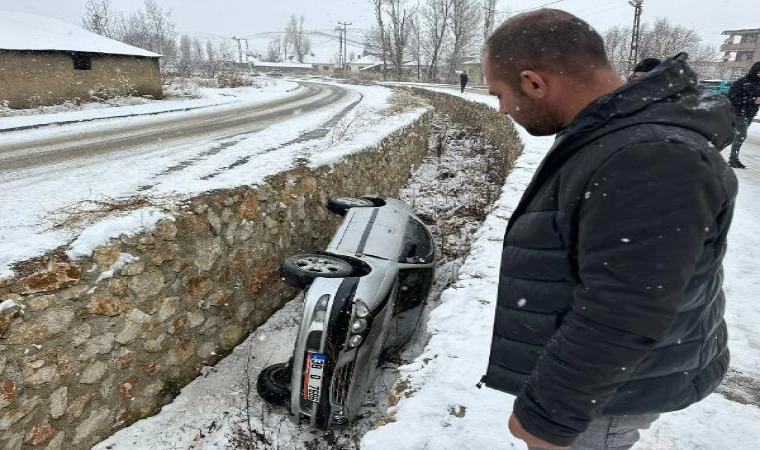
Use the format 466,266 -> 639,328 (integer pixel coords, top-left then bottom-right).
348,335 -> 363,348
350,318 -> 367,334
354,300 -> 369,318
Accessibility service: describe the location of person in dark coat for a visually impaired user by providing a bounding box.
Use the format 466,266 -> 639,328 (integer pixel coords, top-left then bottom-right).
480,9 -> 735,450
727,61 -> 760,168
460,70 -> 469,93
629,57 -> 661,80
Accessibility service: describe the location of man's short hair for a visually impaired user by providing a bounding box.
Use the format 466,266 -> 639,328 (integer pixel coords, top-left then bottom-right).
485,9 -> 610,87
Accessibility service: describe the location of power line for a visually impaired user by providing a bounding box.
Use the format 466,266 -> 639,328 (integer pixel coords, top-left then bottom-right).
510,0 -> 568,14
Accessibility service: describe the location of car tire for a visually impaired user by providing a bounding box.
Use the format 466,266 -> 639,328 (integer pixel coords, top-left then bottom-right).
257,363 -> 291,408
281,253 -> 356,289
327,196 -> 377,216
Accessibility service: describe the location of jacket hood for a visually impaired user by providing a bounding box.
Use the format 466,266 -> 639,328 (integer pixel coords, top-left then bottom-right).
749,61 -> 760,78
560,53 -> 735,151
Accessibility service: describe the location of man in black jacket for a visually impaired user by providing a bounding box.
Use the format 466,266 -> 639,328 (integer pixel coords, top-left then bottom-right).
727,61 -> 760,168
480,9 -> 736,450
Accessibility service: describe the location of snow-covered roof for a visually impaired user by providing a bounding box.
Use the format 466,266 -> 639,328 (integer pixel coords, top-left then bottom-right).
348,55 -> 382,66
252,61 -> 313,69
0,10 -> 160,58
462,59 -> 481,65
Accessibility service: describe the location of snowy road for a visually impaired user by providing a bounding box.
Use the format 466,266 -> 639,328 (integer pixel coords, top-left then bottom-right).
0,82 -> 350,173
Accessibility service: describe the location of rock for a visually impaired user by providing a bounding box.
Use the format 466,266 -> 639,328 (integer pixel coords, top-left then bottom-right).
0,380 -> 16,409
0,302 -> 23,338
125,308 -> 151,324
107,278 -> 129,297
0,397 -> 41,431
0,355 -> 6,375
117,375 -> 138,399
128,271 -> 164,300
187,310 -> 205,329
79,361 -> 107,384
120,261 -> 145,276
150,246 -> 174,265
167,314 -> 187,335
7,308 -> 75,343
143,334 -> 165,353
49,387 -> 67,419
70,324 -> 92,348
92,243 -> 121,270
25,423 -> 55,446
157,297 -> 180,321
115,320 -> 140,345
78,333 -> 115,361
45,431 -> 65,450
73,408 -> 111,444
16,263 -> 81,294
185,277 -> 212,302
209,289 -> 233,306
197,341 -> 216,359
112,408 -> 132,429
237,193 -> 259,220
207,209 -> 222,235
65,393 -> 91,419
193,237 -> 222,271
236,302 -> 254,323
140,361 -> 159,375
168,341 -> 195,365
22,365 -> 58,386
155,219 -> 177,241
26,294 -> 56,312
88,295 -> 128,317
219,325 -> 244,350
234,221 -> 255,243
224,220 -> 238,245
58,285 -> 88,301
178,214 -> 210,238
1,431 -> 23,450
264,217 -> 280,234
114,349 -> 136,370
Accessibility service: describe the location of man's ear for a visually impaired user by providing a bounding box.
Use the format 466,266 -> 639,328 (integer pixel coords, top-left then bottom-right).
519,70 -> 548,99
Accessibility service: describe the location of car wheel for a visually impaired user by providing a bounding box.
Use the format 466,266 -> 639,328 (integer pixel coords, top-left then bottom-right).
257,363 -> 291,407
281,253 -> 356,289
327,196 -> 377,216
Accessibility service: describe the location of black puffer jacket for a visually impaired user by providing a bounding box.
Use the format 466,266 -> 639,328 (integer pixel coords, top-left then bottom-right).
483,54 -> 736,446
728,61 -> 760,118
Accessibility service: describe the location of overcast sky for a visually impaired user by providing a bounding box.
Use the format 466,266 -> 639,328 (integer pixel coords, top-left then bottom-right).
0,0 -> 755,52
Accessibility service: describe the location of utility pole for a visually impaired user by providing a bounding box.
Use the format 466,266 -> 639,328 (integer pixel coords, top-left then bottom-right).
627,0 -> 644,72
244,38 -> 249,64
483,0 -> 498,44
337,29 -> 343,70
232,36 -> 244,63
338,21 -> 352,71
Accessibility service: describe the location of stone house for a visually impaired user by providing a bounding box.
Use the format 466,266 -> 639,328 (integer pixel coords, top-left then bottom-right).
0,10 -> 162,109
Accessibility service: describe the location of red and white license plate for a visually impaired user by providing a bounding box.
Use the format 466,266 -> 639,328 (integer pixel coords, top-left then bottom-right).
303,352 -> 325,402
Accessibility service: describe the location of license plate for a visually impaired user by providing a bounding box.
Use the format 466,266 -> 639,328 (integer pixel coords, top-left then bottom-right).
303,353 -> 325,402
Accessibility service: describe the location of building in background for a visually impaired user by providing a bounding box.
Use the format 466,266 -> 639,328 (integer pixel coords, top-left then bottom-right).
0,11 -> 162,109
721,28 -> 760,79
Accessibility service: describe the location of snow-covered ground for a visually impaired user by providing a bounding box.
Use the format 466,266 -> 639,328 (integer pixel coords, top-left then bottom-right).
0,82 -> 426,279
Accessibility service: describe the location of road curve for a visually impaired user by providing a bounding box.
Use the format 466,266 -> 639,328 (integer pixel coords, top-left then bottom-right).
0,82 -> 351,174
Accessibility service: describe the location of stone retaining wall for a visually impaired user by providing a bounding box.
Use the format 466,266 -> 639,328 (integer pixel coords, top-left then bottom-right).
0,91 -> 522,450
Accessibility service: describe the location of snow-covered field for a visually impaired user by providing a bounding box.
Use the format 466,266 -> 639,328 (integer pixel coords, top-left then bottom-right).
0,81 -> 426,279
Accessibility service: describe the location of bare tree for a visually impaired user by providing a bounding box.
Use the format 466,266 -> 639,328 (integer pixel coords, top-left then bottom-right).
603,18 -> 720,78
284,15 -> 312,63
421,0 -> 453,80
447,0 -> 481,77
266,38 -> 283,62
82,0 -> 114,37
483,0 -> 497,44
385,0 -> 416,80
178,34 -> 193,74
373,0 -> 388,77
192,37 -> 205,67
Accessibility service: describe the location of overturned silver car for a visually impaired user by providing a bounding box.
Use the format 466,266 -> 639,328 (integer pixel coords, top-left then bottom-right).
257,196 -> 437,427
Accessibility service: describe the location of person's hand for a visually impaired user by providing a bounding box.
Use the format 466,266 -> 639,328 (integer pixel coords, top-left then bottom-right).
754,97 -> 760,105
508,414 -> 569,449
